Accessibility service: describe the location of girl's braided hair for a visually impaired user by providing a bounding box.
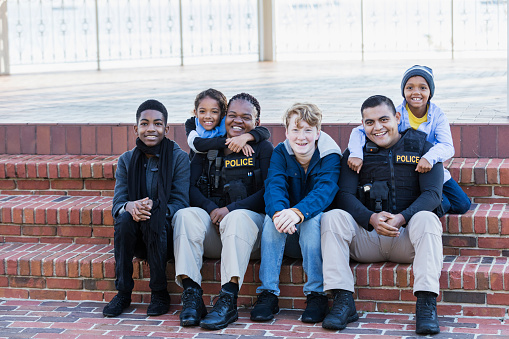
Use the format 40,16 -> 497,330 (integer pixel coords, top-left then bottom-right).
228,93 -> 261,122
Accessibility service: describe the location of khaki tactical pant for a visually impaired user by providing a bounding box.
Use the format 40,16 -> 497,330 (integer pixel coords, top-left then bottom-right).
321,209 -> 443,295
172,207 -> 264,288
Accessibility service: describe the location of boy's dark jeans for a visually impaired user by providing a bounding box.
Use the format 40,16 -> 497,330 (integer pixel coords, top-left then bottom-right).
113,212 -> 172,293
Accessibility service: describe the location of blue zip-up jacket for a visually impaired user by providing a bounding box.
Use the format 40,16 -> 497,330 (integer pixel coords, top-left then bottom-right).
347,101 -> 453,182
264,132 -> 342,221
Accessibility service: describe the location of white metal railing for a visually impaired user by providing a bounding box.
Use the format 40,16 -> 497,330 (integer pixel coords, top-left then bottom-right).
1,0 -> 507,74
275,0 -> 507,60
4,0 -> 259,73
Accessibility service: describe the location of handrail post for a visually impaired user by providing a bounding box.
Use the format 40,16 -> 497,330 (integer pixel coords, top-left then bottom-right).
258,0 -> 275,61
451,0 -> 454,59
360,0 -> 364,62
0,0 -> 10,75
95,0 -> 100,70
179,0 -> 184,66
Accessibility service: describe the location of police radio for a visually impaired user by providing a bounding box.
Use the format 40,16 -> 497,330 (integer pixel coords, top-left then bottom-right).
365,141 -> 379,153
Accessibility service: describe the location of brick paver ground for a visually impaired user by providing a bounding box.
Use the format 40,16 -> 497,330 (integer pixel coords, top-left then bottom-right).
0,58 -> 506,125
1,298 -> 508,338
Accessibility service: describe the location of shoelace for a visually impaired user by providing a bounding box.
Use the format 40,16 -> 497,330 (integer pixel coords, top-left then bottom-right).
109,295 -> 129,308
181,289 -> 201,308
417,298 -> 436,319
151,293 -> 169,307
253,291 -> 275,307
330,292 -> 350,313
210,292 -> 233,315
306,293 -> 326,307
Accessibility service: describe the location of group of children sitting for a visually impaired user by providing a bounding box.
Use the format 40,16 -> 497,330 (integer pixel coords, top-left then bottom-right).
102,65 -> 471,334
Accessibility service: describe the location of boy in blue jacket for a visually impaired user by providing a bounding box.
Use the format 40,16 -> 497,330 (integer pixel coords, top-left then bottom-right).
250,103 -> 342,324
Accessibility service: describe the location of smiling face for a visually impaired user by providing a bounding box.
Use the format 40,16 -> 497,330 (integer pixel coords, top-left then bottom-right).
362,103 -> 401,149
195,96 -> 222,131
285,114 -> 320,158
403,76 -> 430,116
134,109 -> 169,147
225,99 -> 257,138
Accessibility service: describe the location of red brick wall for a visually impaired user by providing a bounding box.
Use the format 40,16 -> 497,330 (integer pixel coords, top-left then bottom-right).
1,123 -> 509,157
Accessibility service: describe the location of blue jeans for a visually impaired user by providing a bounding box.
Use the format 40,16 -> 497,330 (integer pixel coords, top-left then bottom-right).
256,213 -> 323,296
442,178 -> 471,214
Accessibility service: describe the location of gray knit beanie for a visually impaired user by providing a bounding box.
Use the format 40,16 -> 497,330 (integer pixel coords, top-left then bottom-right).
401,65 -> 435,99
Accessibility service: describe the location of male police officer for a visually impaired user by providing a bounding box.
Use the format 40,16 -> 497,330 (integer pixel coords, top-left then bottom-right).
321,95 -> 444,335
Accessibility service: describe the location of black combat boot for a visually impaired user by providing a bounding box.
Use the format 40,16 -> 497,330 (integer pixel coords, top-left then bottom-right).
415,291 -> 440,335
200,289 -> 238,330
180,286 -> 207,326
322,289 -> 359,330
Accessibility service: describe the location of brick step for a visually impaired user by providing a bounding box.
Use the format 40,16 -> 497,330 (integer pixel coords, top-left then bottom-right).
442,203 -> 509,256
1,196 -> 508,253
0,154 -> 117,196
446,158 -> 509,204
0,242 -> 507,317
0,154 -> 508,201
0,195 -> 113,244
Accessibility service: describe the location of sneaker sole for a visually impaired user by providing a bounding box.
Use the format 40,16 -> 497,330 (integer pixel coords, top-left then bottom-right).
250,306 -> 280,322
102,303 -> 130,317
199,313 -> 238,330
147,306 -> 170,316
322,313 -> 359,330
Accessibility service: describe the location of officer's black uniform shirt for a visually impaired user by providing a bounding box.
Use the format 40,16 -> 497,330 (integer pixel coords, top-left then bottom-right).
335,131 -> 444,231
189,139 -> 273,214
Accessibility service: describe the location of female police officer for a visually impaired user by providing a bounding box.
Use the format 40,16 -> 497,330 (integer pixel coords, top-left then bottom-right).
172,93 -> 273,330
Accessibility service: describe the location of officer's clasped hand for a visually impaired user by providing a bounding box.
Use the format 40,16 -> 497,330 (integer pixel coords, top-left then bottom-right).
370,211 -> 401,237
127,197 -> 153,222
210,207 -> 230,231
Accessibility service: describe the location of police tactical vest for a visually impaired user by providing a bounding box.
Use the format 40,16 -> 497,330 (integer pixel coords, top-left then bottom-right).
198,149 -> 261,207
358,128 -> 427,214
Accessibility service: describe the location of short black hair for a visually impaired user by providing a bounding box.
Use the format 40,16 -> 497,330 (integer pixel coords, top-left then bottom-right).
228,93 -> 261,123
194,88 -> 228,117
361,95 -> 396,117
136,99 -> 168,124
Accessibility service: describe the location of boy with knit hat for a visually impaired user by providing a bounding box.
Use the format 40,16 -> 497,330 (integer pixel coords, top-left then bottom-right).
103,99 -> 190,317
347,65 -> 470,215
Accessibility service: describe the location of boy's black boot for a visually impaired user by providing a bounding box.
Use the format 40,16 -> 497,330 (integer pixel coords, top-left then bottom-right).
147,290 -> 171,316
180,286 -> 207,326
103,292 -> 131,317
415,291 -> 440,335
250,290 -> 279,322
200,289 -> 238,330
301,292 -> 329,323
322,289 -> 359,330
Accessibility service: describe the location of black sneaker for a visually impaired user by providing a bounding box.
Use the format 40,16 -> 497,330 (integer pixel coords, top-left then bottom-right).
322,290 -> 359,330
200,289 -> 238,330
180,287 -> 207,327
301,292 -> 329,323
250,290 -> 279,322
147,291 -> 171,316
103,293 -> 131,317
415,291 -> 440,335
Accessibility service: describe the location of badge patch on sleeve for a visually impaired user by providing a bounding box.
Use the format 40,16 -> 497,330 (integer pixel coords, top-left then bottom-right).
224,156 -> 255,168
395,154 -> 420,165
